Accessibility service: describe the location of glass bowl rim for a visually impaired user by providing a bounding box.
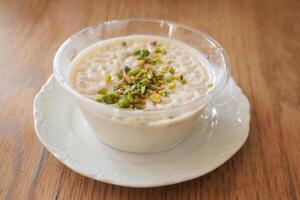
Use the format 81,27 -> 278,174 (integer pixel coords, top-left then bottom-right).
53,18 -> 231,116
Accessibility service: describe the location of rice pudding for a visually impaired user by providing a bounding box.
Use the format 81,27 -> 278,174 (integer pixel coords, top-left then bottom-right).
69,35 -> 213,110
53,19 -> 231,153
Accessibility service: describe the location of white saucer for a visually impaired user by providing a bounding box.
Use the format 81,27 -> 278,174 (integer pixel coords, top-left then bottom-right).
33,75 -> 250,188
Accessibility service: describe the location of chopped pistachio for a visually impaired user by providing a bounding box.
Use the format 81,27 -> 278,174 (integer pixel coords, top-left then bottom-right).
134,97 -> 144,104
154,82 -> 160,87
95,96 -> 103,102
158,89 -> 168,97
123,88 -> 130,95
130,76 -> 135,80
98,88 -> 108,95
128,67 -> 142,76
136,82 -> 142,89
114,82 -> 125,91
132,89 -> 141,96
126,92 -> 134,102
154,47 -> 167,54
166,75 -> 174,83
145,58 -> 163,65
141,85 -> 146,95
157,80 -> 164,85
207,82 -> 214,88
117,71 -> 123,80
167,60 -> 173,64
140,79 -> 150,87
115,88 -> 125,95
145,58 -> 156,65
145,66 -> 151,72
146,72 -> 153,79
135,104 -> 145,110
150,84 -> 160,91
167,81 -> 176,89
133,49 -> 150,60
102,92 -> 119,104
154,71 -> 165,79
141,49 -> 150,56
131,84 -> 137,90
124,66 -> 131,73
180,79 -> 187,84
150,93 -> 161,103
125,76 -> 134,84
150,53 -> 161,60
169,67 -> 175,74
133,50 -> 141,56
138,59 -> 146,65
162,66 -> 170,72
136,70 -> 145,79
175,74 -> 184,81
156,60 -> 163,65
104,75 -> 111,84
118,96 -> 130,108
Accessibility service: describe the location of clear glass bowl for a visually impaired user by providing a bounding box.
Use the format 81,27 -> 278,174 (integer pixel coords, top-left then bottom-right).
53,19 -> 230,153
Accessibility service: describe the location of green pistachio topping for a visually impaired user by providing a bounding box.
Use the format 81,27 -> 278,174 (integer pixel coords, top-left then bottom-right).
128,67 -> 142,76
138,59 -> 146,65
133,49 -> 150,60
118,96 -> 130,108
94,45 -> 188,109
145,58 -> 163,65
158,89 -> 168,97
207,82 -> 214,88
154,47 -> 167,55
98,88 -> 108,95
167,81 -> 176,89
95,95 -> 103,102
104,75 -> 111,84
169,67 -> 175,74
150,93 -> 161,103
101,92 -> 119,104
167,60 -> 173,64
117,71 -> 123,80
141,85 -> 146,95
166,75 -> 174,83
124,65 -> 131,73
180,79 -> 187,85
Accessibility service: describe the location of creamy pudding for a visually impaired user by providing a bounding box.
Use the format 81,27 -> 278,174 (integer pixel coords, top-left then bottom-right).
69,35 -> 213,110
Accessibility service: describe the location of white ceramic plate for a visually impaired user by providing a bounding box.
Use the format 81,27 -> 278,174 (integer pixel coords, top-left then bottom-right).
33,75 -> 250,188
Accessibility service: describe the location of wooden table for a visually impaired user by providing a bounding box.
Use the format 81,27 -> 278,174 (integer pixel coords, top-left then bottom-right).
1,0 -> 299,199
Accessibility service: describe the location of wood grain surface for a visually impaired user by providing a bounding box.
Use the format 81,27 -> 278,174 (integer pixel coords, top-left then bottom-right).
0,0 -> 299,199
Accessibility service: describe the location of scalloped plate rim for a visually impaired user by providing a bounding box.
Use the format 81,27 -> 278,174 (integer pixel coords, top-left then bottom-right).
33,74 -> 250,188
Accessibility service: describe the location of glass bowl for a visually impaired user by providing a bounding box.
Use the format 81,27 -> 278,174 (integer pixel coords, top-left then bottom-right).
53,19 -> 230,153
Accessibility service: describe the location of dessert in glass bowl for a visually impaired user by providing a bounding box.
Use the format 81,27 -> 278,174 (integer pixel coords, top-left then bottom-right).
53,19 -> 230,153
70,35 -> 213,111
